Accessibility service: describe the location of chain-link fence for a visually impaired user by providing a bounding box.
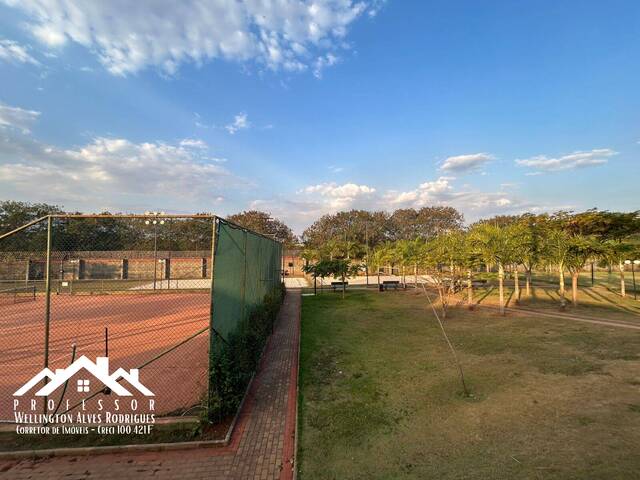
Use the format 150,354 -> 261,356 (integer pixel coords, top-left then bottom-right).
0,214 -> 282,424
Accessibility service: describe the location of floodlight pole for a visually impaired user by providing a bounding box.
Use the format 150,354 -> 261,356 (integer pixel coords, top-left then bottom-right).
145,212 -> 165,291
43,215 -> 52,415
153,222 -> 158,291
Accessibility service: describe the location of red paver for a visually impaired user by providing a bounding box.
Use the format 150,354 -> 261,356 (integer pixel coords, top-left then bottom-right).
0,289 -> 301,480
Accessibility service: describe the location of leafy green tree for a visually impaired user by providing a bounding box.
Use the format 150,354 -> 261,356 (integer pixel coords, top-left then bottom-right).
565,235 -> 601,306
542,228 -> 572,306
303,259 -> 359,298
469,223 -> 518,315
420,233 -> 465,318
517,214 -> 548,297
388,207 -> 464,241
227,210 -> 297,246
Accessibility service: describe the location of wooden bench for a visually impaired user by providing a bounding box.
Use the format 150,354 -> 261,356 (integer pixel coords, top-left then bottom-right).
381,280 -> 400,291
471,279 -> 487,288
331,281 -> 348,291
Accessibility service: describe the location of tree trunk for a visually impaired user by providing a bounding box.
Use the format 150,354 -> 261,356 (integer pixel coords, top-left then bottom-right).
559,264 -> 566,308
402,265 -> 406,288
525,268 -> 531,296
342,273 -> 346,299
619,261 -> 626,297
514,264 -> 520,303
414,263 -> 418,288
498,263 -> 505,315
438,285 -> 447,319
467,269 -> 473,309
571,272 -> 579,306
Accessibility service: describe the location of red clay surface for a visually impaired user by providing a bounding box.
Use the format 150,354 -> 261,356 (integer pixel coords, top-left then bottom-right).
0,290 -> 302,480
1,292 -> 210,419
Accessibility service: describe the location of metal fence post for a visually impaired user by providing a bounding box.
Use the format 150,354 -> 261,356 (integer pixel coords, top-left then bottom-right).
240,230 -> 247,321
43,215 -> 53,414
207,216 -> 218,421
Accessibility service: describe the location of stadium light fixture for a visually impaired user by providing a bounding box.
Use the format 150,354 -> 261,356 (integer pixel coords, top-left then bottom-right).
144,211 -> 167,290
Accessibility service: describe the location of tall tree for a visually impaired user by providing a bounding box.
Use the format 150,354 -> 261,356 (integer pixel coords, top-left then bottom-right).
469,223 -> 517,315
388,207 -> 464,241
565,235 -> 601,306
226,210 -> 297,246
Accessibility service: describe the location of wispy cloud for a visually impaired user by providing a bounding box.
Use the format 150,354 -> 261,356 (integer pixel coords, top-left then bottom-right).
225,113 -> 250,134
515,148 -> 616,172
328,165 -> 344,173
0,103 -> 235,211
313,53 -> 339,78
179,138 -> 208,149
0,102 -> 41,133
440,153 -> 494,173
0,38 -> 40,66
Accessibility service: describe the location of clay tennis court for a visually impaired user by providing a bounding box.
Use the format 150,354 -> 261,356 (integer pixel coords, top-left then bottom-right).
0,291 -> 211,420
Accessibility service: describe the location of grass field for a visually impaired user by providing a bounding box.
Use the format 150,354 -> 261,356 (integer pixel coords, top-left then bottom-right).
298,290 -> 640,479
461,282 -> 640,326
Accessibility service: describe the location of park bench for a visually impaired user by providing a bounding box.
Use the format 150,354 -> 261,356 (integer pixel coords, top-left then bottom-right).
471,279 -> 487,287
381,280 -> 400,291
331,281 -> 348,291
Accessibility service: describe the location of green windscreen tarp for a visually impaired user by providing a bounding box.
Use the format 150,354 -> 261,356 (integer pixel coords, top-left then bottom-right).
210,220 -> 282,341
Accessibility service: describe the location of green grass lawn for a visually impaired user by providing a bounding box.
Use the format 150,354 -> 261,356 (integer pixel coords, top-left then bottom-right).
298,290 -> 640,480
463,283 -> 640,325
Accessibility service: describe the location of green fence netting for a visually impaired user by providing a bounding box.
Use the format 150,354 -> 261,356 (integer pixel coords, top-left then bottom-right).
208,219 -> 283,419
210,219 -> 282,342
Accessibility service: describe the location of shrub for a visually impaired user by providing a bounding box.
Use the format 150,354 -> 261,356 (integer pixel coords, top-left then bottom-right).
208,283 -> 286,421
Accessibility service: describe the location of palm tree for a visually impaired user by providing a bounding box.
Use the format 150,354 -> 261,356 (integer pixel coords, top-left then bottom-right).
518,215 -> 547,297
565,235 -> 601,306
420,233 -> 464,318
601,240 -> 634,297
469,224 -> 517,315
543,228 -> 572,306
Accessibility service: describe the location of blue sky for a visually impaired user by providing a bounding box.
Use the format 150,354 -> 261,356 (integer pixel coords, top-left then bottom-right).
0,0 -> 638,233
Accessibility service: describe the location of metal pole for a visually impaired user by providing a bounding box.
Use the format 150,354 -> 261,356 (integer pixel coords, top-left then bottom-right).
0,215 -> 50,241
153,222 -> 158,291
43,215 -> 53,415
365,224 -> 369,287
632,263 -> 637,301
207,216 -> 218,422
240,230 -> 248,319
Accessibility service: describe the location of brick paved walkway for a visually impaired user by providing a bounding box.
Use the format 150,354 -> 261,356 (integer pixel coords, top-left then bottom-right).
0,290 -> 301,480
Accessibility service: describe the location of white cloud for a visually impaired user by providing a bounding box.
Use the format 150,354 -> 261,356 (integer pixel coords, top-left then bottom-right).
515,148 -> 616,172
0,107 -> 233,211
313,52 -> 339,78
179,138 -> 208,149
3,0 -> 372,76
440,153 -> 494,173
225,112 -> 250,134
328,165 -> 344,173
0,103 -> 41,133
385,177 -> 536,219
385,177 -> 453,206
254,176 -> 541,234
0,38 -> 40,65
367,0 -> 387,17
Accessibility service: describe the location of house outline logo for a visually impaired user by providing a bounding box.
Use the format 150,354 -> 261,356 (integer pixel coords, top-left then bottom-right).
13,356 -> 154,397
